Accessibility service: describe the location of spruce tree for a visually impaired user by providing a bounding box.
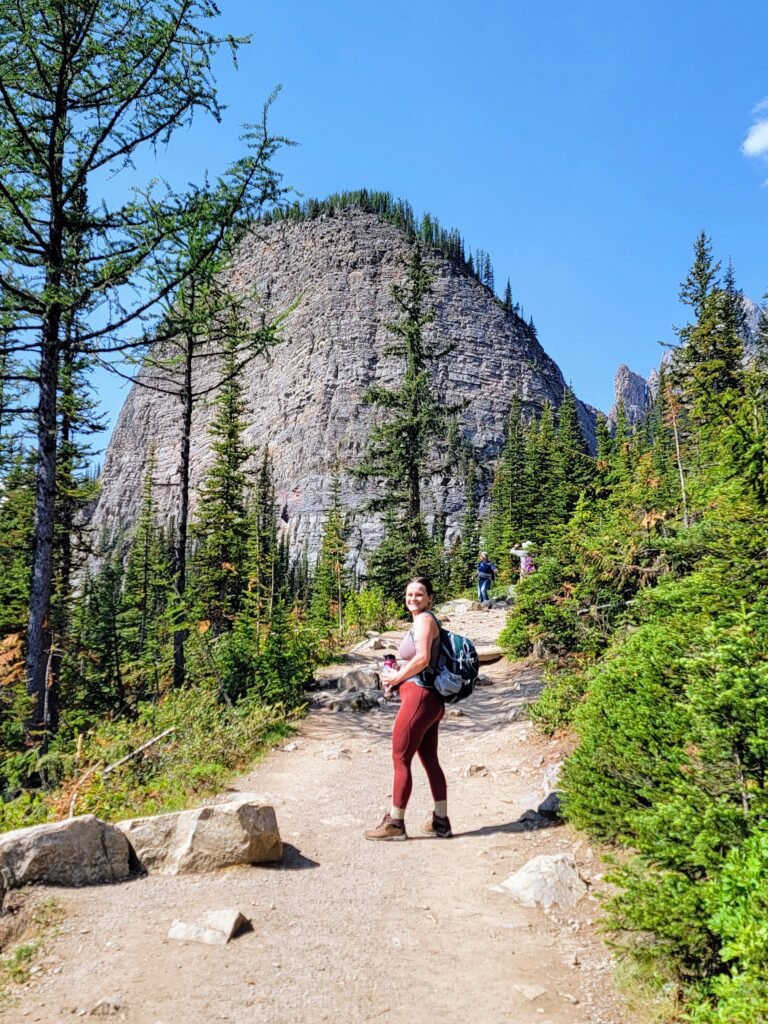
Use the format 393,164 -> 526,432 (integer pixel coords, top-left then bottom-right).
189,336 -> 254,633
354,242 -> 460,589
118,450 -> 173,704
485,398 -> 526,570
308,466 -> 348,640
451,458 -> 481,591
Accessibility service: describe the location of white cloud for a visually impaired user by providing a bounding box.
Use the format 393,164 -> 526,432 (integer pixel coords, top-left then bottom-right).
742,117 -> 768,158
753,96 -> 768,115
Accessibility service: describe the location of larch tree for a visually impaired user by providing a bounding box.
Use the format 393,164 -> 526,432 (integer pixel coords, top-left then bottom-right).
0,0 -> 265,731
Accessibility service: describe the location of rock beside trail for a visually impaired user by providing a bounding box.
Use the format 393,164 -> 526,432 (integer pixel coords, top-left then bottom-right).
501,854 -> 587,909
335,667 -> 381,692
476,645 -> 505,664
116,794 -> 282,875
0,815 -> 131,890
437,599 -> 482,615
169,908 -> 251,946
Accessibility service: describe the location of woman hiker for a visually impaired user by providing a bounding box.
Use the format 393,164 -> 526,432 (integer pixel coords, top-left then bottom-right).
363,576 -> 451,841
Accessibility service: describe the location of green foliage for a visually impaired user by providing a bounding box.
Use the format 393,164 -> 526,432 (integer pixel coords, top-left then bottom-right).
0,684 -> 297,830
505,234 -> 768,1021
355,242 -> 463,593
308,466 -> 349,641
528,667 -> 589,735
343,586 -> 401,636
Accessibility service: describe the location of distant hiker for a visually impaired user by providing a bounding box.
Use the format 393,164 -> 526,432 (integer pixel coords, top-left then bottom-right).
477,551 -> 497,603
510,541 -> 535,580
364,576 -> 451,841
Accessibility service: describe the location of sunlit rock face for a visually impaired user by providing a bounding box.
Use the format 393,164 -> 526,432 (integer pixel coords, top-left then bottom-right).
89,208 -> 595,567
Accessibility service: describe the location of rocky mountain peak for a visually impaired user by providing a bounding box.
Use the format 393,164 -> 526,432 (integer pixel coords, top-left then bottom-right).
89,207 -> 595,567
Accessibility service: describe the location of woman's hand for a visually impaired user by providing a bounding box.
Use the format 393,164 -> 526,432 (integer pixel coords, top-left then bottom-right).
381,667 -> 400,695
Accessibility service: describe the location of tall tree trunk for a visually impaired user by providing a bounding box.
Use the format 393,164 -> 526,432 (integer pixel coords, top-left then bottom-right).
27,310 -> 60,732
173,336 -> 194,688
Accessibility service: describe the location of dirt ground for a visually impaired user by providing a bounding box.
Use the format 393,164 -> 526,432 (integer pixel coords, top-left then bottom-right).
2,605 -> 638,1024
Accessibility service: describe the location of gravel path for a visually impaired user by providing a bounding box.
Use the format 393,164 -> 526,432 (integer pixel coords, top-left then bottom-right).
3,606 -> 636,1024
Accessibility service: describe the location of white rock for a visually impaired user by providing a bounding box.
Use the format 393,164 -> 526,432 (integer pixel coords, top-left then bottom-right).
89,994 -> 123,1016
117,794 -> 281,875
501,854 -> 587,909
512,983 -> 548,1002
168,908 -> 250,946
476,645 -> 504,664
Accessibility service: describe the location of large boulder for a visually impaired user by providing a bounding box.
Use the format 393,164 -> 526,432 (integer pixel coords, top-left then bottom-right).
116,794 -> 282,875
501,853 -> 586,909
0,815 -> 131,889
336,667 -> 381,692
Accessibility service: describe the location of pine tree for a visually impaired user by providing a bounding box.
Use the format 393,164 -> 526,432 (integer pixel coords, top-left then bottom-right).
451,458 -> 481,591
308,466 -> 348,640
552,386 -> 593,520
503,279 -> 513,312
678,230 -> 720,320
189,336 -> 254,633
354,242 -> 461,584
485,398 -> 526,570
0,1 -> 282,727
118,450 -> 173,705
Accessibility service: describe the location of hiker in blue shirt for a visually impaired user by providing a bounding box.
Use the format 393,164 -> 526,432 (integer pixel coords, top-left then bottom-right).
477,552 -> 497,603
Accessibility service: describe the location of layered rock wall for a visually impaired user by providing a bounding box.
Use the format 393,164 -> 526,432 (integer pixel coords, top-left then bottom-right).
90,209 -> 594,566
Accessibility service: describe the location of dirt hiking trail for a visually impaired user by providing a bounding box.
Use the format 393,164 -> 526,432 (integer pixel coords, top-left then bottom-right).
4,605 -> 638,1024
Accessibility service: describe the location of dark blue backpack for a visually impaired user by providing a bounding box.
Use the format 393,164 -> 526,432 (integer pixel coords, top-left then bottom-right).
432,626 -> 480,704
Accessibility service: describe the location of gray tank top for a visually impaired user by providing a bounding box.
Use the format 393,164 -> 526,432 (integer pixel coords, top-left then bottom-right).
398,611 -> 441,685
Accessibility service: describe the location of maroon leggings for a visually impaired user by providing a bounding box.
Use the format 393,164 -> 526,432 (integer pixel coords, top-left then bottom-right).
391,682 -> 446,809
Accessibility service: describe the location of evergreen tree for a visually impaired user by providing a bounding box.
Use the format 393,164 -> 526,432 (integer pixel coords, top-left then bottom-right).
354,242 -> 461,589
189,335 -> 254,633
485,398 -> 526,570
0,0 -> 279,728
552,386 -> 593,520
308,466 -> 348,640
451,458 -> 481,591
678,230 -> 720,320
503,279 -> 513,312
117,450 -> 173,704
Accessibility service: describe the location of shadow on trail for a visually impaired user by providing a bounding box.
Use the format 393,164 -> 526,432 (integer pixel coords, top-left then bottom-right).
457,815 -> 564,839
261,844 -> 320,871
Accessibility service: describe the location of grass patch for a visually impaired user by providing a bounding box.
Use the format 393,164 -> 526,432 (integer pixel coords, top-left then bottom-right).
0,687 -> 301,831
0,897 -> 64,1007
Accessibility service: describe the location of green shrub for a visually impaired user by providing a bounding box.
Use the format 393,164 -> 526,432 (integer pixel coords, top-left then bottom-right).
343,587 -> 400,636
529,666 -> 589,734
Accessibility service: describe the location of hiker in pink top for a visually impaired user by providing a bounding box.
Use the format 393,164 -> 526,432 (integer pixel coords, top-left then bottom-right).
363,576 -> 451,841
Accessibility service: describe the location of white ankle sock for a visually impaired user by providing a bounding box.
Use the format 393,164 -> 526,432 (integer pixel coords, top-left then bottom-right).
390,806 -> 405,821
434,801 -> 448,818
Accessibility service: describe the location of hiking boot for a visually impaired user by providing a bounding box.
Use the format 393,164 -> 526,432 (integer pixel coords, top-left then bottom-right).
363,813 -> 407,841
419,813 -> 452,838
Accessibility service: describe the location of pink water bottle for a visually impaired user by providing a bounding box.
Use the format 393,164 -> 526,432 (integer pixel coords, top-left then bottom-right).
382,654 -> 397,695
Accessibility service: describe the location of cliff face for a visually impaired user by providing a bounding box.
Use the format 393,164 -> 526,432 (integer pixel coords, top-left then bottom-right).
90,209 -> 595,565
608,364 -> 652,427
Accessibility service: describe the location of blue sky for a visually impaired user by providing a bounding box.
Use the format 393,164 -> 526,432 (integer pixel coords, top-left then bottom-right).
97,0 -> 768,438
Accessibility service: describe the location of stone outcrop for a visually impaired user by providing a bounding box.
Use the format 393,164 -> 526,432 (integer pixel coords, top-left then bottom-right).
501,853 -> 586,909
89,208 -> 596,567
115,794 -> 282,875
0,815 -> 131,890
607,363 -> 651,427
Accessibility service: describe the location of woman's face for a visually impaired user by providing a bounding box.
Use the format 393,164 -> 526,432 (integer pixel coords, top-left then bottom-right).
405,582 -> 432,615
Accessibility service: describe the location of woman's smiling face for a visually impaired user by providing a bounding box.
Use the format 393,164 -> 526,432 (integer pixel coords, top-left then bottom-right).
405,581 -> 432,615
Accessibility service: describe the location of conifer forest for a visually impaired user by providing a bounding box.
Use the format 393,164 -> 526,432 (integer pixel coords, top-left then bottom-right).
1,3 -> 768,1022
